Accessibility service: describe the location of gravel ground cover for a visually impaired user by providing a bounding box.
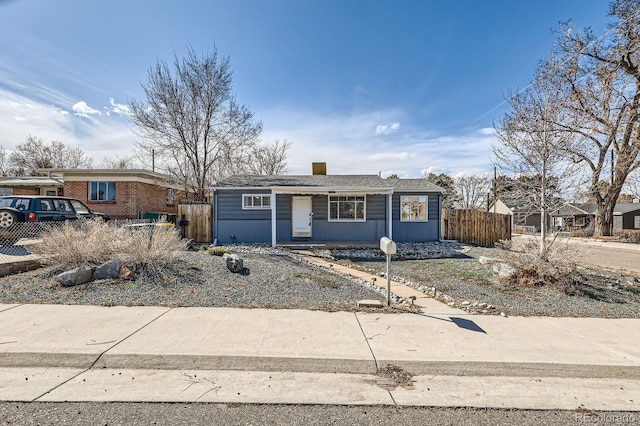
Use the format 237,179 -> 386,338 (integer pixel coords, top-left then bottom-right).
326,243 -> 640,318
1,241 -> 639,318
0,246 -> 389,310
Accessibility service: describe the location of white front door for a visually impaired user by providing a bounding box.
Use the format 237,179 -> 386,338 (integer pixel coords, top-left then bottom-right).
292,196 -> 312,237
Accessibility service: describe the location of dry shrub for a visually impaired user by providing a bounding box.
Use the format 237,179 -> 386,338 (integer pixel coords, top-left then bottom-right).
572,221 -> 595,238
120,224 -> 189,268
33,219 -> 189,270
614,229 -> 640,243
502,236 -> 582,293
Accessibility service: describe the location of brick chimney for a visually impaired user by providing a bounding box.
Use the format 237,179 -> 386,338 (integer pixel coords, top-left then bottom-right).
312,162 -> 327,175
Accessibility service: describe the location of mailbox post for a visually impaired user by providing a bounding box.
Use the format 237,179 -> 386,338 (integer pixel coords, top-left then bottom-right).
380,237 -> 396,306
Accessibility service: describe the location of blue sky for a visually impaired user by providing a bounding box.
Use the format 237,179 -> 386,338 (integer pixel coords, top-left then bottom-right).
0,0 -> 609,177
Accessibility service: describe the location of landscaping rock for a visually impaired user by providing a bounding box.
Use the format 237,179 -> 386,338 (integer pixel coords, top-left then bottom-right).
93,259 -> 123,280
119,265 -> 134,280
56,266 -> 94,287
223,253 -> 244,273
493,262 -> 516,278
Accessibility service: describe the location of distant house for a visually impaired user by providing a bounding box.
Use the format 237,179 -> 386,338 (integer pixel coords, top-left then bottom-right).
488,198 -> 543,232
550,202 -> 640,232
212,168 -> 443,246
24,169 -> 193,220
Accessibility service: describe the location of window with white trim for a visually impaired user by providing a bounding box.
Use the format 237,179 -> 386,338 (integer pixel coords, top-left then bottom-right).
243,194 -> 271,209
329,195 -> 365,221
401,196 -> 428,222
166,188 -> 175,204
89,182 -> 116,201
634,216 -> 640,229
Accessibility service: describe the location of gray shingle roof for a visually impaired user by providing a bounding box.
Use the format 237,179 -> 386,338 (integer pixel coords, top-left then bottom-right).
214,175 -> 443,192
552,202 -> 640,216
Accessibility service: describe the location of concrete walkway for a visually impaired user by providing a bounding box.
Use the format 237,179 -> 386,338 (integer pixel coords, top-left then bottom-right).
1,302 -> 639,410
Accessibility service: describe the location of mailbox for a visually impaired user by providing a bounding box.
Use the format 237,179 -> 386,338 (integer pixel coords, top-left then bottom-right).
380,237 -> 396,255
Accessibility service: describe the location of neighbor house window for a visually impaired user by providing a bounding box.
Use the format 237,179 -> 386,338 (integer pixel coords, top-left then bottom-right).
0,188 -> 12,196
89,182 -> 116,201
243,194 -> 271,209
329,195 -> 365,221
634,216 -> 640,229
401,196 -> 428,222
167,188 -> 175,204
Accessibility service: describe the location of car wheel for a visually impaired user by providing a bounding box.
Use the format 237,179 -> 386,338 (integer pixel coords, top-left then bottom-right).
0,210 -> 18,228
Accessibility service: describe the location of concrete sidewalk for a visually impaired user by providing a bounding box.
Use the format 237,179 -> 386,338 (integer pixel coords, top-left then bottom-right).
1,303 -> 640,410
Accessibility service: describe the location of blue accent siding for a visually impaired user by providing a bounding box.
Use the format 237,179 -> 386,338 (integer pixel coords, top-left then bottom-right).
392,193 -> 441,242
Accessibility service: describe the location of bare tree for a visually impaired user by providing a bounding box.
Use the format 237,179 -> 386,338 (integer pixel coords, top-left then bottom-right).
494,58 -> 578,256
248,139 -> 291,175
9,135 -> 92,175
0,146 -> 10,176
455,174 -> 491,210
547,0 -> 640,236
129,46 -> 262,200
100,156 -> 137,169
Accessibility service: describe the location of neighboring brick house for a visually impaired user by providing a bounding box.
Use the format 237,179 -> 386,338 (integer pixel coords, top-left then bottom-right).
0,176 -> 64,196
35,169 -> 193,220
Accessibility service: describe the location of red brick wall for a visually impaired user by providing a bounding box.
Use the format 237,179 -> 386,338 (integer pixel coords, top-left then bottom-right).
12,188 -> 39,195
64,181 -> 186,220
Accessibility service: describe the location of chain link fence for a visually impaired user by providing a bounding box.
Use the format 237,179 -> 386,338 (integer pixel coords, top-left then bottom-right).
0,219 -> 178,262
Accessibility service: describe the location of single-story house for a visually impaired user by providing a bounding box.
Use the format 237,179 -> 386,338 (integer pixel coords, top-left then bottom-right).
488,198 -> 543,232
212,172 -> 443,247
550,202 -> 640,231
25,169 -> 194,220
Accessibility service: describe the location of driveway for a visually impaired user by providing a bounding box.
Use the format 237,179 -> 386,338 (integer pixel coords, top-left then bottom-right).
512,234 -> 640,275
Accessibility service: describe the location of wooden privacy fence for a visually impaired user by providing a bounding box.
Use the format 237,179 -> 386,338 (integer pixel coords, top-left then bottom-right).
441,209 -> 511,246
178,203 -> 212,243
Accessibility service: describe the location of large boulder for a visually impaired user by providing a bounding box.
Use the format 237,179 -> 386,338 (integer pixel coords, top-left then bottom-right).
56,265 -> 94,287
93,259 -> 124,280
223,253 -> 244,273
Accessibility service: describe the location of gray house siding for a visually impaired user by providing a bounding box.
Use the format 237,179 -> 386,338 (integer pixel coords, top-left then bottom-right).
620,212 -> 640,230
215,190 -> 272,243
392,193 -> 440,242
307,195 -> 385,241
214,190 -> 440,244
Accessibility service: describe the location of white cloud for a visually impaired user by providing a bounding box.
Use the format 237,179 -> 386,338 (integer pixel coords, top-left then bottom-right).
0,88 -> 135,163
366,152 -> 415,162
261,108 -> 495,177
107,98 -> 131,116
72,101 -> 101,118
375,122 -> 400,135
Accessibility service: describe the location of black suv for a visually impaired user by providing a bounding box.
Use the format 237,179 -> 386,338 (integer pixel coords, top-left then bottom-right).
0,196 -> 110,245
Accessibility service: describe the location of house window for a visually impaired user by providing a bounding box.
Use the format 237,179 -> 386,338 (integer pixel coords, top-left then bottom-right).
167,188 -> 175,205
243,194 -> 271,209
0,188 -> 12,196
89,182 -> 116,201
634,216 -> 640,229
401,196 -> 428,222
329,195 -> 365,221
554,217 -> 564,227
